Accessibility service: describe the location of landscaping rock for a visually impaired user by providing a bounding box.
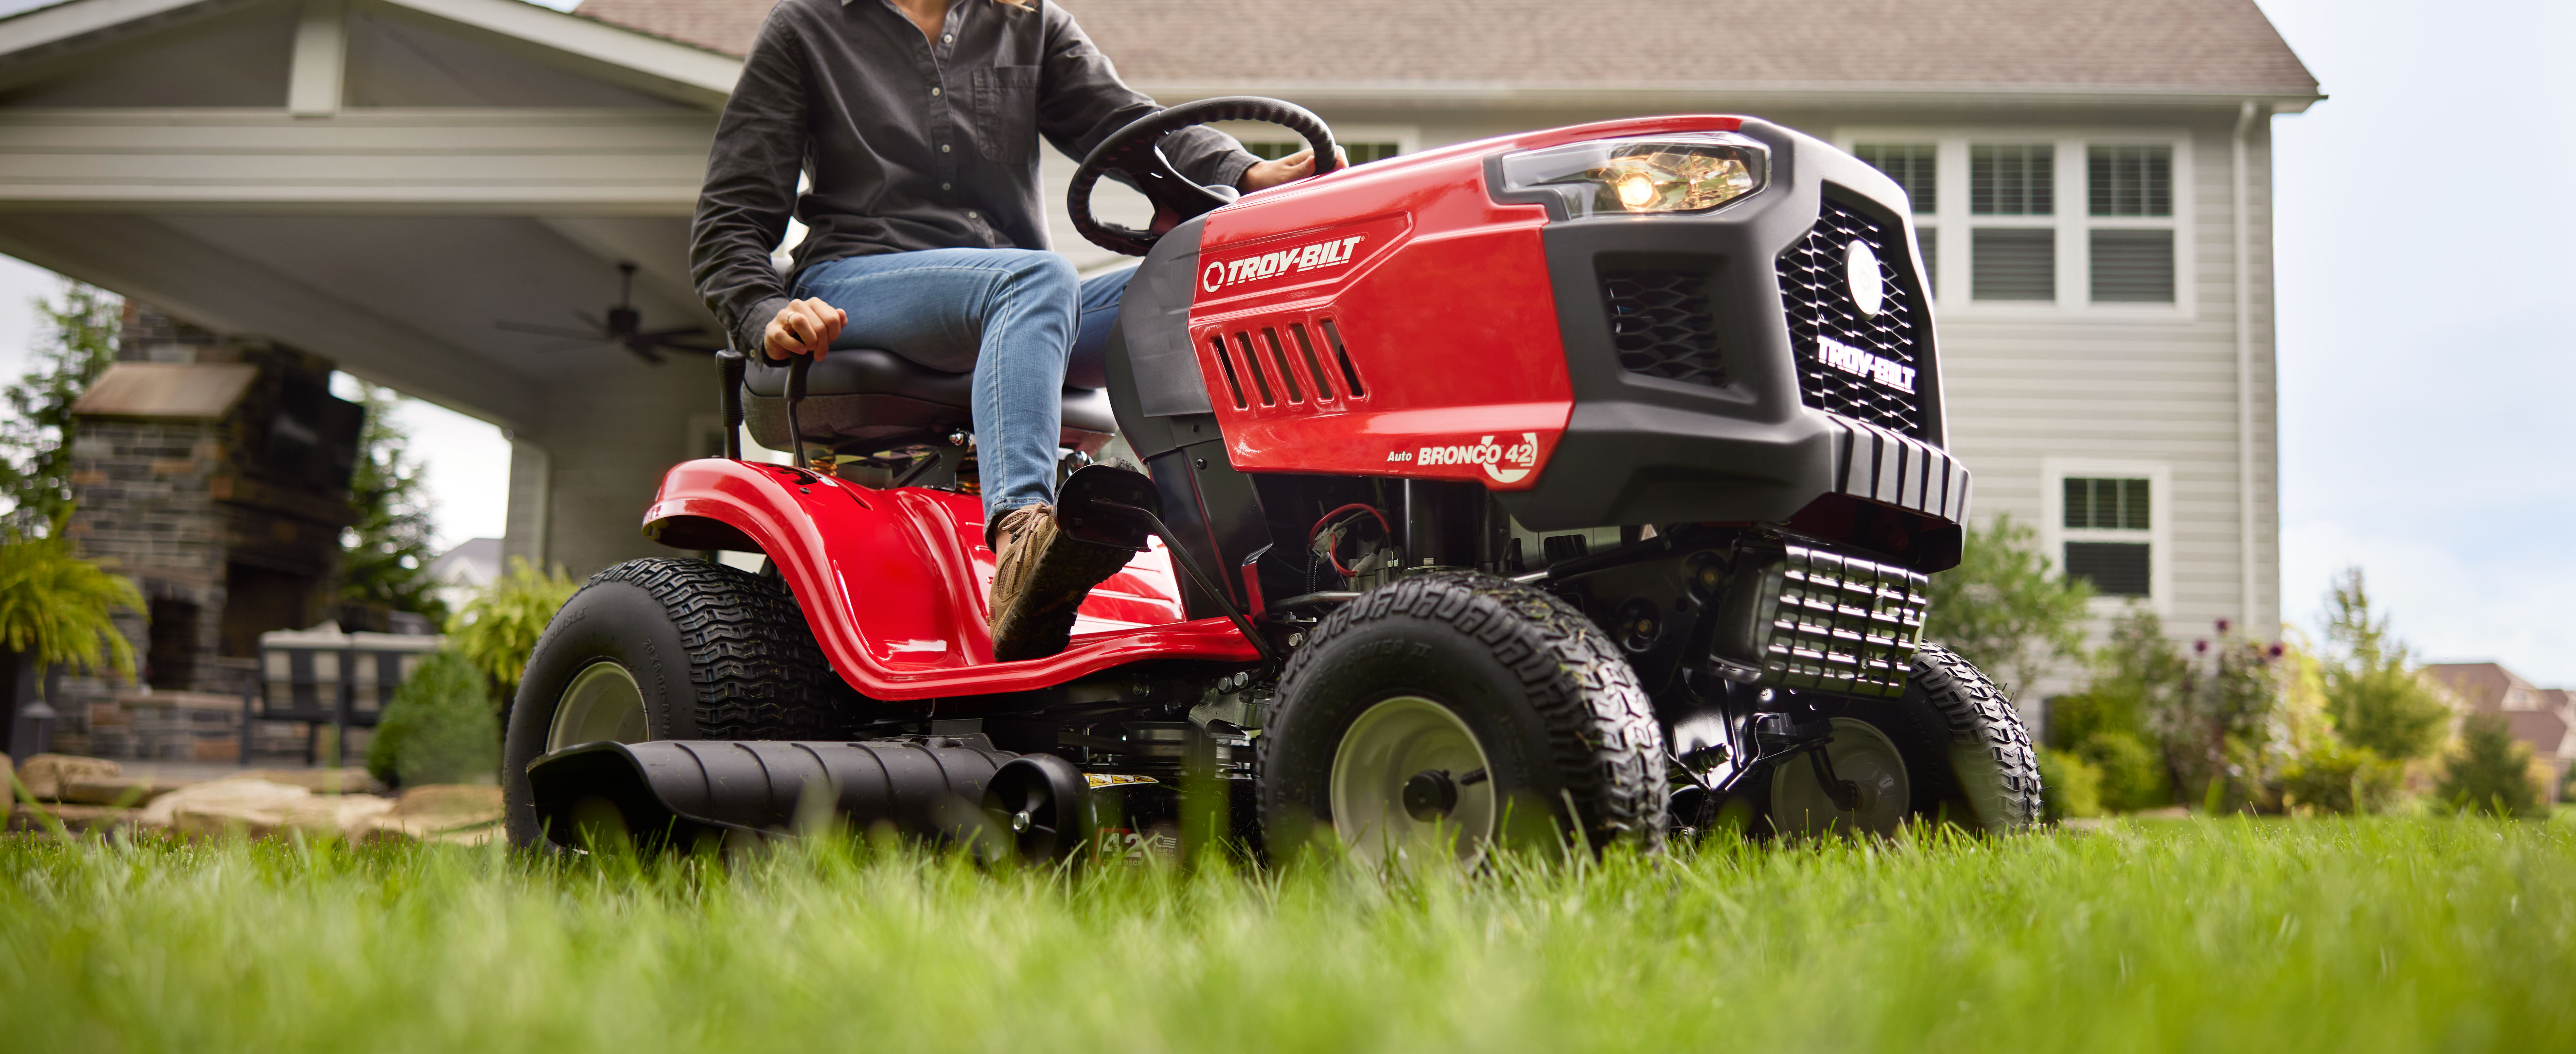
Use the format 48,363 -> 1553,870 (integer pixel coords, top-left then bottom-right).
8,802 -> 138,834
238,767 -> 385,795
365,784 -> 504,845
15,754 -> 122,800
60,776 -> 192,807
136,776 -> 393,841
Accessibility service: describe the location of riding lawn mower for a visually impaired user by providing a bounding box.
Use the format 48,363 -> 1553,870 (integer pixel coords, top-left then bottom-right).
502,99 -> 2044,865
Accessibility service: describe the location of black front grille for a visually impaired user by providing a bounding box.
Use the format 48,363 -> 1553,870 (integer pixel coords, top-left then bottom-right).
1777,197 -> 1925,436
1600,269 -> 1725,388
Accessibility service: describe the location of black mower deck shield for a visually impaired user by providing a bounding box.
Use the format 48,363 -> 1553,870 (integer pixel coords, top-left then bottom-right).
526,738 -> 1013,849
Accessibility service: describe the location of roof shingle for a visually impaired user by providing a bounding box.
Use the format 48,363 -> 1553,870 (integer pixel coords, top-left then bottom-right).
573,0 -> 2318,99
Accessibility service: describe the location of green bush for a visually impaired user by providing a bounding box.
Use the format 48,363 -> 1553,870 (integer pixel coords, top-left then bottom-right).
2437,712 -> 2545,819
2277,740 -> 2405,815
2321,569 -> 2454,763
2076,731 -> 2171,812
2037,748 -> 2103,820
1923,514 -> 2094,699
446,556 -> 579,708
366,650 -> 497,787
0,528 -> 141,690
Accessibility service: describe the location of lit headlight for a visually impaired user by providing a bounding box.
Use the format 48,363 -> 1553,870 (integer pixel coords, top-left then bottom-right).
1499,133 -> 1768,219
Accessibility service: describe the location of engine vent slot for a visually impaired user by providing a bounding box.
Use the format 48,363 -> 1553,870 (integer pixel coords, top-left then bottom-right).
1318,318 -> 1365,398
1777,195 -> 1926,437
1208,334 -> 1247,409
1598,268 -> 1726,388
1231,332 -> 1276,405
1259,328 -> 1305,403
1286,323 -> 1334,400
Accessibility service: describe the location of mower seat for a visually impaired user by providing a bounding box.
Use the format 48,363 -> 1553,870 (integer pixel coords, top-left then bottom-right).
742,348 -> 1117,457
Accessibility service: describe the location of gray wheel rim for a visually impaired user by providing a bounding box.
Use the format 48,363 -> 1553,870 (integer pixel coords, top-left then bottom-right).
546,661 -> 650,752
1770,716 -> 1910,837
1327,695 -> 1497,867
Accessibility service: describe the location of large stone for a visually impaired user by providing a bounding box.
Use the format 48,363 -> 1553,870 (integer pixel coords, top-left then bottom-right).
7,802 -> 138,833
365,784 -> 504,845
15,754 -> 122,800
60,776 -> 192,806
237,767 -> 384,795
135,776 -> 393,840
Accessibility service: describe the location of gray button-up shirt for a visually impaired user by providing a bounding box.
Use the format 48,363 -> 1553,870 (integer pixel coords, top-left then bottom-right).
690,0 -> 1257,353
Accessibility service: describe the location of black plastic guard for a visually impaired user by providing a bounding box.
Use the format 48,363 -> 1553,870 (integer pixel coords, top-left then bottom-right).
526,739 -> 1014,851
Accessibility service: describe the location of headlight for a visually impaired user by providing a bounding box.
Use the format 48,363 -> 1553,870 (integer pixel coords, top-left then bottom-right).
1499,133 -> 1768,219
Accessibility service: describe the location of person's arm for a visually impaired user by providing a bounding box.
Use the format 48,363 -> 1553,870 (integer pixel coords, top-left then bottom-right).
1032,4 -> 1258,191
688,11 -> 840,360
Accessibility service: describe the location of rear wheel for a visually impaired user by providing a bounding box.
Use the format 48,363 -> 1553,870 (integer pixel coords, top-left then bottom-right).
1756,644 -> 2042,837
1259,572 -> 1665,866
501,557 -> 850,847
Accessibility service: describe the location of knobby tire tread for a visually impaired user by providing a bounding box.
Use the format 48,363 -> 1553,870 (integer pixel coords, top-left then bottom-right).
1909,642 -> 2044,829
587,558 -> 841,740
1266,571 -> 1666,852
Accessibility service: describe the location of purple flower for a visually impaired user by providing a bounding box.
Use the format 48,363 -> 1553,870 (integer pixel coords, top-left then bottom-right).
2194,639 -> 2209,654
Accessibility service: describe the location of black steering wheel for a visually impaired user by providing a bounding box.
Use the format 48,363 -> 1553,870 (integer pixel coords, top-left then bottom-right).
1069,96 -> 1341,257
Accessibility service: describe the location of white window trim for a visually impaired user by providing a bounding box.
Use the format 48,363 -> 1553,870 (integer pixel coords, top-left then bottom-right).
2038,458 -> 2172,615
1833,128 -> 2195,322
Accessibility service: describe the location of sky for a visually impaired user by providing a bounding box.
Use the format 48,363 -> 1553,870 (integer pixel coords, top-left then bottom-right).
0,0 -> 2569,680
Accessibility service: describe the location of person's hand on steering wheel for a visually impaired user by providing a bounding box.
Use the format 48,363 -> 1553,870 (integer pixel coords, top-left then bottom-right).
763,297 -> 846,360
1239,145 -> 1350,193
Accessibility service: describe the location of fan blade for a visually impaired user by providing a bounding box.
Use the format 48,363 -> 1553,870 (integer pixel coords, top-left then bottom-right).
495,321 -> 603,339
624,341 -> 668,366
571,309 -> 607,330
634,325 -> 708,339
526,339 -> 605,354
641,335 -> 725,354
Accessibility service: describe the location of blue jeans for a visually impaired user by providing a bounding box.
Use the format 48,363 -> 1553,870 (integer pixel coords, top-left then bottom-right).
793,249 -> 1135,523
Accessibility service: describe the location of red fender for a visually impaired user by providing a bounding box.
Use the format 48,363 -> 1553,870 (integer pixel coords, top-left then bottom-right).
641,459 -> 1259,707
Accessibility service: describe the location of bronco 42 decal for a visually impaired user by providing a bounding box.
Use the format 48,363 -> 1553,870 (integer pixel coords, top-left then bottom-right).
1386,432 -> 1542,484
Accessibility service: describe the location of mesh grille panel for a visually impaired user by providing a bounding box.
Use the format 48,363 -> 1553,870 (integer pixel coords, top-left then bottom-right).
1777,197 -> 1926,436
1599,268 -> 1725,388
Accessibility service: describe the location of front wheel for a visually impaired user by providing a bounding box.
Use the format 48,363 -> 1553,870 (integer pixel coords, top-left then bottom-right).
1258,572 -> 1666,866
500,558 -> 850,847
1756,643 -> 2043,837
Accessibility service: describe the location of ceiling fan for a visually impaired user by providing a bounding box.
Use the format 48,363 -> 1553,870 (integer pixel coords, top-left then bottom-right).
493,262 -> 718,365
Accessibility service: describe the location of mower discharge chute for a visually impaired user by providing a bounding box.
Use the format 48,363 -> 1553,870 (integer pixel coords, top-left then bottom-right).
506,100 -> 2041,864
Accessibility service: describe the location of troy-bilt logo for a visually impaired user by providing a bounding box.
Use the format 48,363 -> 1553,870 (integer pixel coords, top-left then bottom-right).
1388,432 -> 1541,483
1818,336 -> 1917,392
1203,236 -> 1365,292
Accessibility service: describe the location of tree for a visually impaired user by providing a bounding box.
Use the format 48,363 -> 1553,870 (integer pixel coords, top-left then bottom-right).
0,282 -> 121,534
1923,514 -> 2095,699
2318,568 -> 2452,762
446,557 -> 579,710
339,382 -> 446,624
0,528 -> 144,708
2436,713 -> 2544,818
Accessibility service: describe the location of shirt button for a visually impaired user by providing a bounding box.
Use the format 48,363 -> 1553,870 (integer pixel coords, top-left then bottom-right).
940,143 -> 951,153
941,182 -> 952,191
930,87 -> 940,97
967,211 -> 979,220
941,33 -> 953,42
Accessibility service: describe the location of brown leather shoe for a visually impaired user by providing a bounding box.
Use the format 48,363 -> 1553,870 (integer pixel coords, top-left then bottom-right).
987,503 -> 1134,661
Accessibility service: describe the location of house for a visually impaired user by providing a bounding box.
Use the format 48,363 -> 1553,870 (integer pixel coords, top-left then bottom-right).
426,535 -> 502,615
2423,663 -> 2575,800
0,0 -> 2316,715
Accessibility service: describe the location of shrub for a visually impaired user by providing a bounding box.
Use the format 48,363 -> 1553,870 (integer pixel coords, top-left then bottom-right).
2076,731 -> 2170,812
2036,748 -> 2102,820
445,556 -> 579,709
2277,740 -> 2405,815
2436,713 -> 2545,819
366,650 -> 497,787
1923,514 -> 2094,699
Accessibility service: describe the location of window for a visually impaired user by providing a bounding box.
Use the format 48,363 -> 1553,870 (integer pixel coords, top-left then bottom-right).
1852,143 -> 1936,214
1856,143 -> 1940,286
2061,476 -> 2152,597
1242,141 -> 1402,165
1970,145 -> 2052,215
1841,132 -> 2189,312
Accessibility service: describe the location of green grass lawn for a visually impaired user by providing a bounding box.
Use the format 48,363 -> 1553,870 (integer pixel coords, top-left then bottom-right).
4,818 -> 2571,1053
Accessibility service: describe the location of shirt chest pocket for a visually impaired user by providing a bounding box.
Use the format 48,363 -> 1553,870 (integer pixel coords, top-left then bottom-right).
969,65 -> 1041,165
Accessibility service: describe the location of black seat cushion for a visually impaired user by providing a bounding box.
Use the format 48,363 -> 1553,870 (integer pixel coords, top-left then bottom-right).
741,348 -> 1117,454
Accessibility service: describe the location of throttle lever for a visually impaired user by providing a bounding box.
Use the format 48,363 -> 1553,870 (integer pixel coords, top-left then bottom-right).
716,349 -> 746,460
784,353 -> 812,470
